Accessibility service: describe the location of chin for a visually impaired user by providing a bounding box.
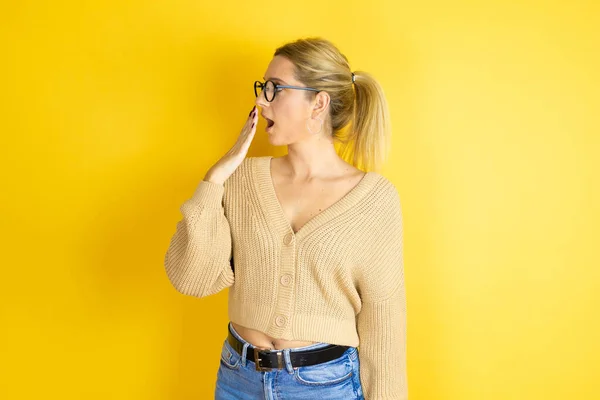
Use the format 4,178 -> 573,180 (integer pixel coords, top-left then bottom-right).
268,134 -> 282,146
266,128 -> 297,146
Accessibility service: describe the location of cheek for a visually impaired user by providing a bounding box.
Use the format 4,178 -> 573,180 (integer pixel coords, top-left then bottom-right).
275,99 -> 307,126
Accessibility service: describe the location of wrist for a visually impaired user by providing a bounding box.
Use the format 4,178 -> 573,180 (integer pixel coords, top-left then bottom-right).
203,172 -> 225,186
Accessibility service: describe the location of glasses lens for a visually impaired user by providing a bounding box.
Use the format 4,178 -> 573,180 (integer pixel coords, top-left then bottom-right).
264,81 -> 276,102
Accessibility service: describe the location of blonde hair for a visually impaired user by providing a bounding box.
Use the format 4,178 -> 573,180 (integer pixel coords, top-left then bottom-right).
274,37 -> 391,172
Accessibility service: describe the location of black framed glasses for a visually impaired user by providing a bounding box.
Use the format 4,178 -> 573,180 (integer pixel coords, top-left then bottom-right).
254,80 -> 319,102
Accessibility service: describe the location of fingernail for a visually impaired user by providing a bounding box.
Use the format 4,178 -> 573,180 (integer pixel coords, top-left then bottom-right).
249,108 -> 254,117
251,122 -> 255,128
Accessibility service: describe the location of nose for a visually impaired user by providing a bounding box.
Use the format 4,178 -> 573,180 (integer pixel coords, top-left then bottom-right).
255,90 -> 268,108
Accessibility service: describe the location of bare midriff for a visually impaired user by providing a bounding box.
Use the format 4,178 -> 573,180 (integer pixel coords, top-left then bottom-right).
231,322 -> 319,350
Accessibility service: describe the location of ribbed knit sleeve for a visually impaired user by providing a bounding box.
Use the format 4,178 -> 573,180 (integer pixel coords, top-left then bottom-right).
164,179 -> 235,297
356,185 -> 408,399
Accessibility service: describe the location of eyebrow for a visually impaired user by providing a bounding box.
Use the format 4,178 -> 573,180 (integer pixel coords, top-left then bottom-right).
263,77 -> 288,84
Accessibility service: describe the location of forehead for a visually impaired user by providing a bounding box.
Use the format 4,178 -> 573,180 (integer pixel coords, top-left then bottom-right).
264,55 -> 297,84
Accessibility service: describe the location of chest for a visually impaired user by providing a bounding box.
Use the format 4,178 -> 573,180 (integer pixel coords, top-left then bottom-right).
271,174 -> 364,234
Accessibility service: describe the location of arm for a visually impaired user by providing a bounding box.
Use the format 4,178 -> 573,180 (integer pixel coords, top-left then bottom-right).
164,179 -> 235,297
356,187 -> 408,399
356,284 -> 407,399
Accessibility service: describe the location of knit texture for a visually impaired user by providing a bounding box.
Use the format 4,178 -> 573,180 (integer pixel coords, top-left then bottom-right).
164,155 -> 407,399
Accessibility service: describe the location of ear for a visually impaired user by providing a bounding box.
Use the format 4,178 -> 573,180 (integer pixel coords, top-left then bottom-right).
311,91 -> 330,119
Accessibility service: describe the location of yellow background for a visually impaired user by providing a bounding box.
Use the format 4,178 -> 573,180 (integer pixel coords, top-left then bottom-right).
1,1 -> 598,399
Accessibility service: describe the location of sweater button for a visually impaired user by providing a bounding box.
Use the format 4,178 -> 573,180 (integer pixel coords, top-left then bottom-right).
275,315 -> 287,327
280,274 -> 292,286
283,232 -> 294,245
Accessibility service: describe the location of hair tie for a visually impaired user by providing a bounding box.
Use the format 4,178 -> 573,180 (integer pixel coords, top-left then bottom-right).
351,72 -> 356,84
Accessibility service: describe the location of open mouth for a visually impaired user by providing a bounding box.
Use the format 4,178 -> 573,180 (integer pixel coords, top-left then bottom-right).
266,118 -> 275,128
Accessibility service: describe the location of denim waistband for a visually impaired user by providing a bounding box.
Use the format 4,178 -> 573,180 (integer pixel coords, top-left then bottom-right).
228,322 -> 332,352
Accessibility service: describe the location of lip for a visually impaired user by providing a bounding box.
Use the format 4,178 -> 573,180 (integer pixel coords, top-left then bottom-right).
262,114 -> 275,132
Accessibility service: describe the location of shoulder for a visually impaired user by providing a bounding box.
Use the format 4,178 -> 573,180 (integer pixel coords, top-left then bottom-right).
365,172 -> 402,212
371,172 -> 398,191
358,172 -> 403,244
223,156 -> 267,193
240,155 -> 268,171
225,156 -> 257,182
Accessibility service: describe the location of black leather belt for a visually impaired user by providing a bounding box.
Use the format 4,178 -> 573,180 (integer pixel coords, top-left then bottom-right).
227,323 -> 350,371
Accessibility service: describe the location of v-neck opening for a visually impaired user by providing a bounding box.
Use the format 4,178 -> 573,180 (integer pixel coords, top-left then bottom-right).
256,155 -> 379,239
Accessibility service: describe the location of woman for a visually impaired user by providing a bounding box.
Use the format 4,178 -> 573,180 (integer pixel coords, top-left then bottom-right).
164,37 -> 407,399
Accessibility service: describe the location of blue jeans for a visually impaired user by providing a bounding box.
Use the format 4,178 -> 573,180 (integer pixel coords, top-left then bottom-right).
215,322 -> 364,399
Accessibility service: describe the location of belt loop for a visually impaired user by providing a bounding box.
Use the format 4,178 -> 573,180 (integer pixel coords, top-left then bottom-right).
241,342 -> 249,367
283,348 -> 294,374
